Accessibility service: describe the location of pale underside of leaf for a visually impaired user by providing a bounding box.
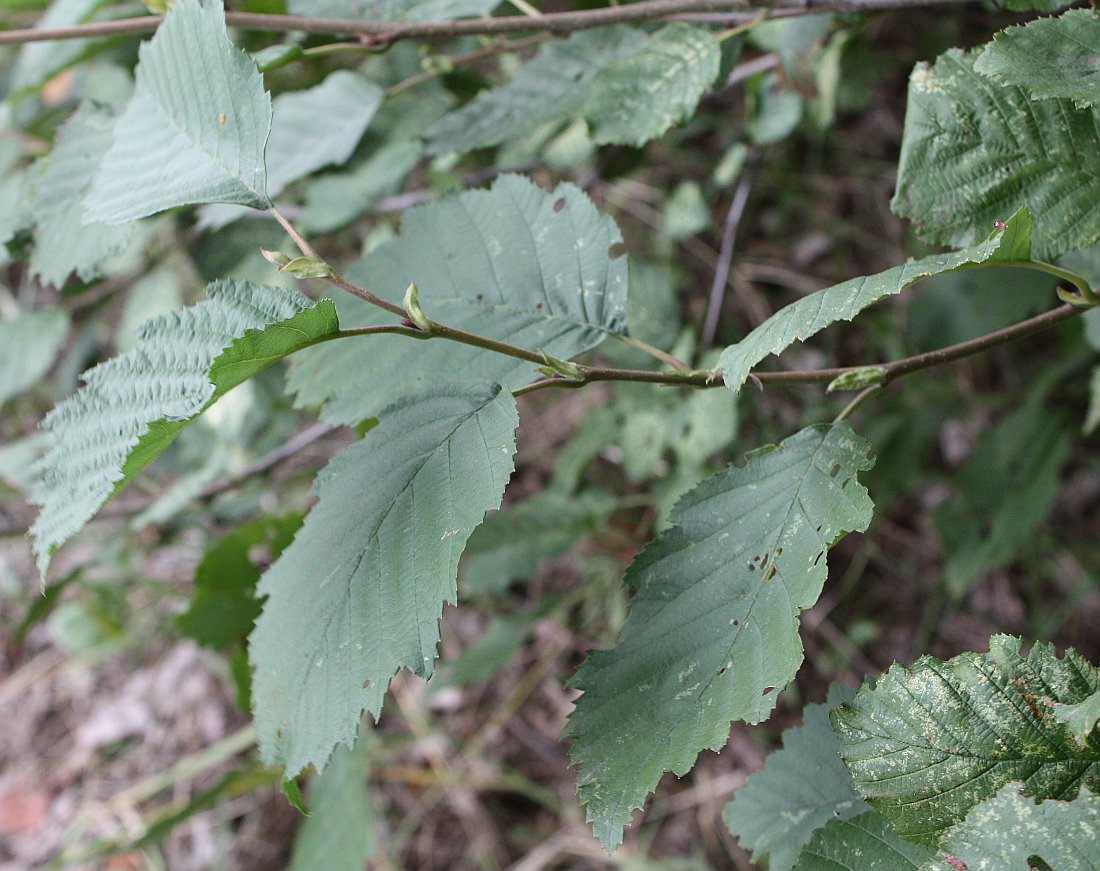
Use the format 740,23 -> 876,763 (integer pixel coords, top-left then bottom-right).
567,423 -> 875,851
724,685 -> 870,871
973,9 -> 1100,109
249,382 -> 518,777
30,281 -> 337,578
831,635 -> 1100,847
893,48 -> 1100,258
717,207 -> 1032,393
27,103 -> 134,286
925,784 -> 1100,871
10,0 -> 104,99
288,173 -> 628,425
84,0 -> 271,223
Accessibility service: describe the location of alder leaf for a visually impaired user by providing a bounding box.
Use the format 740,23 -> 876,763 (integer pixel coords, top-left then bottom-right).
250,382 -> 518,777
26,103 -> 134,286
893,48 -> 1100,258
1053,689 -> 1100,744
200,70 -> 383,229
717,207 -> 1033,393
30,281 -> 338,578
791,811 -> 933,871
925,785 -> 1100,871
288,739 -> 375,871
583,24 -> 721,147
831,635 -> 1100,847
724,685 -> 870,871
974,9 -> 1100,109
288,174 -> 627,425
84,0 -> 271,224
426,25 -> 718,154
568,423 -> 875,851
0,308 -> 70,408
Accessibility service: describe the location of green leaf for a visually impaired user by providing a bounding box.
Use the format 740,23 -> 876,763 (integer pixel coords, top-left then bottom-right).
831,635 -> 1100,847
0,308 -> 70,407
27,103 -> 134,286
201,70 -> 383,229
250,382 -> 518,777
1086,367 -> 1100,435
301,138 -> 423,235
288,174 -> 627,425
1053,690 -> 1100,744
974,9 -> 1100,108
926,785 -> 1100,871
177,514 -> 301,650
83,0 -> 271,223
426,27 -> 644,155
30,281 -> 338,578
892,48 -> 1100,259
568,423 -> 875,851
288,740 -> 375,871
725,685 -> 871,871
716,207 -> 1033,393
792,811 -> 933,871
289,0 -> 498,22
9,0 -> 104,100
460,489 -> 616,595
583,24 -> 720,147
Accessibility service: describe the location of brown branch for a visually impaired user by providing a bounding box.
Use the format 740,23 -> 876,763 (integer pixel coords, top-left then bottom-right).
0,0 -> 971,46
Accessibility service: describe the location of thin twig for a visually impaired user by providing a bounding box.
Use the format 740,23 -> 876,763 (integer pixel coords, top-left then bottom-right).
702,165 -> 754,346
0,0 -> 974,46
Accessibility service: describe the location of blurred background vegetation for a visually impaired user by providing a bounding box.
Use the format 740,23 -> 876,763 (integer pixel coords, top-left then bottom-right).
1,1 -> 1097,868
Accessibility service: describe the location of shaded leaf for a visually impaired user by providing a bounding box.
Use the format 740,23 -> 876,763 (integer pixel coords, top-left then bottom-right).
27,103 -> 133,286
426,27 -> 644,155
288,740 -> 375,871
974,9 -> 1100,108
792,811 -> 933,871
925,785 -> 1100,871
84,0 -> 271,223
250,383 -> 518,777
0,308 -> 70,407
583,24 -> 720,147
717,207 -> 1033,393
831,635 -> 1100,847
288,174 -> 627,425
460,490 -> 616,595
9,0 -> 104,99
892,49 -> 1100,258
725,685 -> 870,871
1086,367 -> 1100,435
177,514 -> 301,649
30,281 -> 338,577
934,401 -> 1071,597
568,423 -> 875,851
